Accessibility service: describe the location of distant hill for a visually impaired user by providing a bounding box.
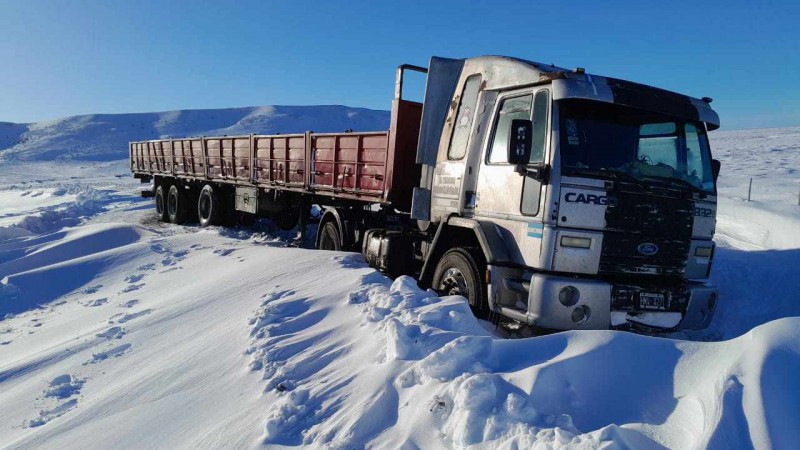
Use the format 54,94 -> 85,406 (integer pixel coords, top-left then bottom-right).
0,105 -> 391,162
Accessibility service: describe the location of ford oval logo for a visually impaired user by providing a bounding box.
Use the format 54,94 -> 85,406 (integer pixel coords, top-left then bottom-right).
638,243 -> 659,256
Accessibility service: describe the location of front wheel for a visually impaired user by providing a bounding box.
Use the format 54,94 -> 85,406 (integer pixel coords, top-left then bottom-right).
432,248 -> 489,319
317,221 -> 341,251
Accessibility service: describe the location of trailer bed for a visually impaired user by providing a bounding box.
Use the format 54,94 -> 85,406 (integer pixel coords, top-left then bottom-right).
130,99 -> 422,209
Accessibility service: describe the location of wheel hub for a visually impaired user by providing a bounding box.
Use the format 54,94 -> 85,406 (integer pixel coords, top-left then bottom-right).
439,268 -> 469,297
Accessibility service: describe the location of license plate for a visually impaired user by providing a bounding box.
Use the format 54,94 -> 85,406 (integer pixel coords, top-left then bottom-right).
639,292 -> 667,310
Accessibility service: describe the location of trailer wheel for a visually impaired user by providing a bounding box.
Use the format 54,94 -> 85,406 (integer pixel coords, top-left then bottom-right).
317,221 -> 341,251
197,184 -> 221,227
432,248 -> 489,319
155,185 -> 169,222
167,185 -> 187,224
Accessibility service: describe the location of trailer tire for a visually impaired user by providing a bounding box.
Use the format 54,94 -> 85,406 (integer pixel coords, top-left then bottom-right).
317,221 -> 341,251
155,185 -> 169,222
432,248 -> 489,319
197,184 -> 222,227
167,185 -> 187,224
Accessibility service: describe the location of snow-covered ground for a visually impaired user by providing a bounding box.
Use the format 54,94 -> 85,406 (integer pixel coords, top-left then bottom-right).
0,120 -> 799,449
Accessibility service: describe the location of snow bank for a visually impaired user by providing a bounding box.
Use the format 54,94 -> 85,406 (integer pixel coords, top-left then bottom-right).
248,269 -> 800,449
0,223 -> 145,317
716,197 -> 800,250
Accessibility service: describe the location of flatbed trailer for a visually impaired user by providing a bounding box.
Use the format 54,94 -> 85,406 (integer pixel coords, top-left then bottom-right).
130,66 -> 425,212
131,56 -> 723,333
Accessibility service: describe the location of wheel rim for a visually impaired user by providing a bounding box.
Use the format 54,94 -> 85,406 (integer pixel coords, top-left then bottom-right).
438,267 -> 469,297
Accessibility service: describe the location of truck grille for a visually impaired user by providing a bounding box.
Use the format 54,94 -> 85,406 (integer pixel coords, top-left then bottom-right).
600,184 -> 693,276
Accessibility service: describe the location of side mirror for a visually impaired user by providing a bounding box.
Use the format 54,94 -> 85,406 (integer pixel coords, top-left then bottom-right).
507,119 -> 532,166
712,159 -> 721,182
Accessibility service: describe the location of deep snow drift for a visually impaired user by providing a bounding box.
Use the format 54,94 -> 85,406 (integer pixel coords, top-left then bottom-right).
0,125 -> 799,449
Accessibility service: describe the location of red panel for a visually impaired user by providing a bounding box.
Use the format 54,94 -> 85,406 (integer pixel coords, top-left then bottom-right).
206,139 -> 222,178
252,134 -> 305,186
221,139 -> 233,178
359,164 -> 385,192
254,137 -> 272,183
129,120 -> 413,206
310,132 -> 389,197
287,136 -> 305,185
190,140 -> 203,176
234,138 -> 250,180
173,141 -> 185,174
385,99 -> 423,210
147,142 -> 156,172
273,138 -> 287,183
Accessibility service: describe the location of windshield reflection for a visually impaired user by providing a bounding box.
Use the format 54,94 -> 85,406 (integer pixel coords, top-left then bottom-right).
559,99 -> 715,194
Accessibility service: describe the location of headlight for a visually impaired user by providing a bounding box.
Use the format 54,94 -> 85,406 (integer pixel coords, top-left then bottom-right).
695,246 -> 713,257
561,236 -> 591,249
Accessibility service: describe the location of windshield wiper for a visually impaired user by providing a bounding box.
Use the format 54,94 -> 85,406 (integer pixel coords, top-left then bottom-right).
642,175 -> 707,196
597,168 -> 649,188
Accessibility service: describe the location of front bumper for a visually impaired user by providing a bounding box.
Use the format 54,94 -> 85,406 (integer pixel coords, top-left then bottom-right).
524,273 -> 718,331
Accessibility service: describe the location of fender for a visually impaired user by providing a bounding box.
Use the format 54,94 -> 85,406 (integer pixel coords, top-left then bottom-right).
418,216 -> 514,286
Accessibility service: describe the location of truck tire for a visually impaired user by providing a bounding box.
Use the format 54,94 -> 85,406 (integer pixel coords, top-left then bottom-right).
432,248 -> 489,319
317,221 -> 341,251
155,185 -> 169,222
167,184 -> 187,224
197,184 -> 221,227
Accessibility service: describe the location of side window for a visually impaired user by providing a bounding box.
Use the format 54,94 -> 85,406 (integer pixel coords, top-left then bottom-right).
685,123 -> 703,175
448,75 -> 481,160
530,90 -> 549,163
488,94 -> 532,163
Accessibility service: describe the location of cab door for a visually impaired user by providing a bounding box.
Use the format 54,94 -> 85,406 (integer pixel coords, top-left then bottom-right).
474,88 -> 550,266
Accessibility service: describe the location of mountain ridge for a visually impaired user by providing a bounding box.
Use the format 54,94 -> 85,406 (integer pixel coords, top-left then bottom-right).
0,105 -> 391,162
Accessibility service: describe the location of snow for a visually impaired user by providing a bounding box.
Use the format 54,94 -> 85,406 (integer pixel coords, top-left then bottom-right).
0,121 -> 798,449
610,311 -> 682,329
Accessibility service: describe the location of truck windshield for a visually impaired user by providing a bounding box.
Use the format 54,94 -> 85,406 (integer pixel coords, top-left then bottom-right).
559,99 -> 715,194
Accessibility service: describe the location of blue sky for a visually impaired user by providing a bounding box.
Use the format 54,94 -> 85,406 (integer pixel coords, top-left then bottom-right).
1,0 -> 798,129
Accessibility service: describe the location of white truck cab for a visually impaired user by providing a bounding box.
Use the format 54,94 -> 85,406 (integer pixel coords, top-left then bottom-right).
412,56 -> 720,332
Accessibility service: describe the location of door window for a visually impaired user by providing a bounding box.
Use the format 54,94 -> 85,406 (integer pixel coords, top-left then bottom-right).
488,90 -> 549,164
488,94 -> 532,164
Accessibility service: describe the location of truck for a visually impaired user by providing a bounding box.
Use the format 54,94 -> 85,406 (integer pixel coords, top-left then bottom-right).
130,55 -> 722,332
